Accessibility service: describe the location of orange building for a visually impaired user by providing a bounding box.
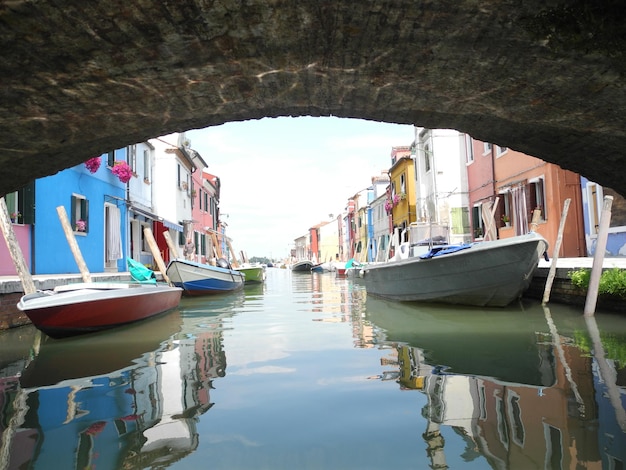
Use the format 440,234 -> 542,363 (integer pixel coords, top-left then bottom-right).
492,145 -> 585,257
467,138 -> 586,257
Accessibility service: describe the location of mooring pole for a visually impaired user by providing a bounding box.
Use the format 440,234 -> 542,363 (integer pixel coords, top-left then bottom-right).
584,195 -> 613,316
542,198 -> 570,305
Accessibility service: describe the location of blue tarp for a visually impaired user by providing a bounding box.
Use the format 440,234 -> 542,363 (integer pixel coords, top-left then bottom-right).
419,244 -> 473,259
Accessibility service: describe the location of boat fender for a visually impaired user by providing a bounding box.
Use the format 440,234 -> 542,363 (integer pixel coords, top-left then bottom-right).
217,258 -> 230,269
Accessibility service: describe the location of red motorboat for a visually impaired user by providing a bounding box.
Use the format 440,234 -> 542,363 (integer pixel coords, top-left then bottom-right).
17,282 -> 182,339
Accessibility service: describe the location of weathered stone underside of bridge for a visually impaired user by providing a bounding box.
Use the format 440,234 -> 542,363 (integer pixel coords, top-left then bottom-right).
0,0 -> 624,196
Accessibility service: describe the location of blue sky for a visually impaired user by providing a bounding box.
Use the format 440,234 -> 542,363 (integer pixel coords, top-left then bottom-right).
187,117 -> 415,260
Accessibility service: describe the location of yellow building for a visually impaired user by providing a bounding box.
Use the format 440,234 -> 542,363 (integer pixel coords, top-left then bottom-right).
388,147 -> 417,240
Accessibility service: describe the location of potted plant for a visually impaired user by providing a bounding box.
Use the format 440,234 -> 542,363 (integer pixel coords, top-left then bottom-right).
501,214 -> 510,227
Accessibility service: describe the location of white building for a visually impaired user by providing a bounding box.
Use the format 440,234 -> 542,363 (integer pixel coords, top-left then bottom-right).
414,128 -> 471,244
149,132 -> 199,253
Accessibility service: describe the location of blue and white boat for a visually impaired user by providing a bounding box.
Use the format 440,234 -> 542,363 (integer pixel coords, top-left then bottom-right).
166,258 -> 245,296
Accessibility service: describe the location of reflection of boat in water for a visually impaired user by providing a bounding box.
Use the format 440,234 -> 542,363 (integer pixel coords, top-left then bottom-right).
8,302 -> 229,469
372,299 -> 620,469
366,296 -> 557,387
19,308 -> 183,389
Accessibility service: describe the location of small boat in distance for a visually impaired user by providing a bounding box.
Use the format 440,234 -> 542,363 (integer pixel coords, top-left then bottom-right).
17,282 -> 182,339
235,263 -> 266,283
291,260 -> 313,272
360,232 -> 548,307
166,258 -> 245,295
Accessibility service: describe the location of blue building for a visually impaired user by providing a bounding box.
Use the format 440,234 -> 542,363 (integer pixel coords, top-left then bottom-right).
33,149 -> 129,274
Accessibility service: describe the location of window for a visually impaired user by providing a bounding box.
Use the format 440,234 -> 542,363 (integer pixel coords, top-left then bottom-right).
71,194 -> 89,234
496,145 -> 508,156
496,395 -> 509,449
424,144 -> 431,172
451,207 -> 470,235
497,191 -> 512,223
107,151 -> 115,167
465,134 -> 474,164
143,149 -> 150,182
508,393 -> 525,447
544,424 -> 563,470
177,164 -> 182,188
528,177 -> 546,221
483,142 -> 492,154
5,191 -> 21,223
128,145 -> 137,173
201,234 -> 207,256
472,204 -> 484,239
400,173 -> 406,194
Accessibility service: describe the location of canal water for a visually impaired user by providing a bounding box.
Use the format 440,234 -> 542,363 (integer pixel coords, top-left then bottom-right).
1,268 -> 625,469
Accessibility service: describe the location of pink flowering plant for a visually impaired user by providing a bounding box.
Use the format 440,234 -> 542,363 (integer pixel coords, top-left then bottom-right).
384,199 -> 394,214
76,219 -> 86,232
111,160 -> 133,183
84,157 -> 101,173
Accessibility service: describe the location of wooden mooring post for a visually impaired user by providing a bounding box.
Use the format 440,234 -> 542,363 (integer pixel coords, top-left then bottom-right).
542,198 -> 570,305
584,196 -> 613,316
56,205 -> 92,283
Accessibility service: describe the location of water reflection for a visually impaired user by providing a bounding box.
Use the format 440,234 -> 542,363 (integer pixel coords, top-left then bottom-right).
0,293 -> 237,470
365,296 -> 626,469
1,270 -> 625,469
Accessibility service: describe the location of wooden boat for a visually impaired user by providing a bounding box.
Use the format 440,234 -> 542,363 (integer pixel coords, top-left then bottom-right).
291,260 -> 313,272
235,263 -> 266,283
17,282 -> 182,339
360,232 -> 548,307
166,258 -> 245,295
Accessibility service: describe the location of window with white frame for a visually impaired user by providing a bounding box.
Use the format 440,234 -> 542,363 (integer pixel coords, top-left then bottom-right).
472,204 -> 484,238
400,173 -> 406,195
128,145 -> 137,173
528,177 -> 546,221
143,149 -> 150,182
71,194 -> 89,234
5,191 -> 21,223
424,144 -> 431,172
483,142 -> 492,154
465,134 -> 474,164
508,392 -> 525,447
496,145 -> 508,156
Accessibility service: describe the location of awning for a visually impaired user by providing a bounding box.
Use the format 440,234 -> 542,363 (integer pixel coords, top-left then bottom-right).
130,205 -> 159,221
130,205 -> 183,232
163,219 -> 183,232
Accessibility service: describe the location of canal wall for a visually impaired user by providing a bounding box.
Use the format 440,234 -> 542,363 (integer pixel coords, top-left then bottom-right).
526,266 -> 624,313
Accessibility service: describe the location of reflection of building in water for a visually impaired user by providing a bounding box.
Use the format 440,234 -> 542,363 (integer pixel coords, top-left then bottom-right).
139,327 -> 226,464
0,326 -> 227,469
392,340 -> 606,469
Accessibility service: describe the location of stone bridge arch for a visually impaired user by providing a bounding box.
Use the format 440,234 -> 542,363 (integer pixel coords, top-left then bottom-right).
1,0 -> 624,196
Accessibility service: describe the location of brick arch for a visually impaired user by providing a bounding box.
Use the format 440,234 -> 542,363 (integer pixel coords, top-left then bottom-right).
1,0 -> 625,196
